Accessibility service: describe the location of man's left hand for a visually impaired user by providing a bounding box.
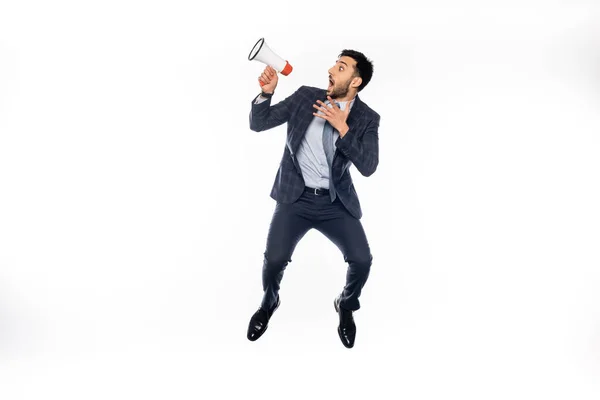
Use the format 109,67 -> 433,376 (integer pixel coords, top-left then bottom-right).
313,96 -> 350,137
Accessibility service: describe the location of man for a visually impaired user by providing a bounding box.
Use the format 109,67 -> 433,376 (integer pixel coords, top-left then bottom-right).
247,49 -> 380,348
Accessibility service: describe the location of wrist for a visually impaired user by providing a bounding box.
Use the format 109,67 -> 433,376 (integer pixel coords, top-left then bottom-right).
339,124 -> 349,137
260,90 -> 274,98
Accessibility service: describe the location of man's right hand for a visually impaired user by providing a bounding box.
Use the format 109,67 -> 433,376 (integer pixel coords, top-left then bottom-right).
258,66 -> 278,94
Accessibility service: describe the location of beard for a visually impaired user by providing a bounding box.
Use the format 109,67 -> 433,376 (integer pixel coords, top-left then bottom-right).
328,77 -> 352,99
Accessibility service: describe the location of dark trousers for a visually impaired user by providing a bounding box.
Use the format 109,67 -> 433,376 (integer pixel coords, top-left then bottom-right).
260,187 -> 373,312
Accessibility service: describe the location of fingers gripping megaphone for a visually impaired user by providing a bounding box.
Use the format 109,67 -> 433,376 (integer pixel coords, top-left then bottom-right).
248,38 -> 293,86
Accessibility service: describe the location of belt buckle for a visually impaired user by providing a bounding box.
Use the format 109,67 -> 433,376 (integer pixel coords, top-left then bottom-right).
314,187 -> 318,195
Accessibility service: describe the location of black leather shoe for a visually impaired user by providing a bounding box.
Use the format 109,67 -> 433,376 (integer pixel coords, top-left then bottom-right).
247,296 -> 280,341
334,295 -> 356,348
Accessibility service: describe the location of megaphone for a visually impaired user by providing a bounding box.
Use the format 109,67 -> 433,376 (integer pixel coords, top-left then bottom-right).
248,38 -> 293,86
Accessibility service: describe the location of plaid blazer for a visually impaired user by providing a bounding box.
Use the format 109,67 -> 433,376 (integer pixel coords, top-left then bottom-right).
249,85 -> 380,220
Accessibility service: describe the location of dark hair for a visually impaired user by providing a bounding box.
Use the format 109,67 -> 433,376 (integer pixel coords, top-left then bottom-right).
338,49 -> 374,92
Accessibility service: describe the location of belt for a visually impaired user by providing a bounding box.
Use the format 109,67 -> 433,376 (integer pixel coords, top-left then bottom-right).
304,186 -> 329,196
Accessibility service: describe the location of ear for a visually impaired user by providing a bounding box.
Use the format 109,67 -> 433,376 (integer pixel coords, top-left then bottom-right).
351,76 -> 362,89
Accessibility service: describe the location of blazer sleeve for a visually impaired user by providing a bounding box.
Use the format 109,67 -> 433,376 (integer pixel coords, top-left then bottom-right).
334,113 -> 380,177
249,86 -> 303,132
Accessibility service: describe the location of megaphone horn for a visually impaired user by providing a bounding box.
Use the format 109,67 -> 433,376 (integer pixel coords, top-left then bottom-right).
248,38 -> 293,86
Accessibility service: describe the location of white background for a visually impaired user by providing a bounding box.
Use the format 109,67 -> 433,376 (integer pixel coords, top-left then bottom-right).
1,0 -> 600,398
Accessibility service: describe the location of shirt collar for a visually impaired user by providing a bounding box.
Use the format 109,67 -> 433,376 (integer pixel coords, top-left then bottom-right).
326,96 -> 357,111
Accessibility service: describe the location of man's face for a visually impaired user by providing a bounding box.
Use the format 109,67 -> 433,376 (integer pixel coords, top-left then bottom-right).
327,56 -> 360,99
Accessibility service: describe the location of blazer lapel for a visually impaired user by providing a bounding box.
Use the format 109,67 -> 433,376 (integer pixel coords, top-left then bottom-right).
331,94 -> 365,166
346,94 -> 365,128
289,89 -> 328,156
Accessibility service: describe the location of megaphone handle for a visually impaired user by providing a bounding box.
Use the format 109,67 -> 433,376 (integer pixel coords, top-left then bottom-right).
259,79 -> 265,87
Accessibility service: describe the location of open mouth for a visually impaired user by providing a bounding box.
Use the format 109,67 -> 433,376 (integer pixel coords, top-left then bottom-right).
328,77 -> 334,89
